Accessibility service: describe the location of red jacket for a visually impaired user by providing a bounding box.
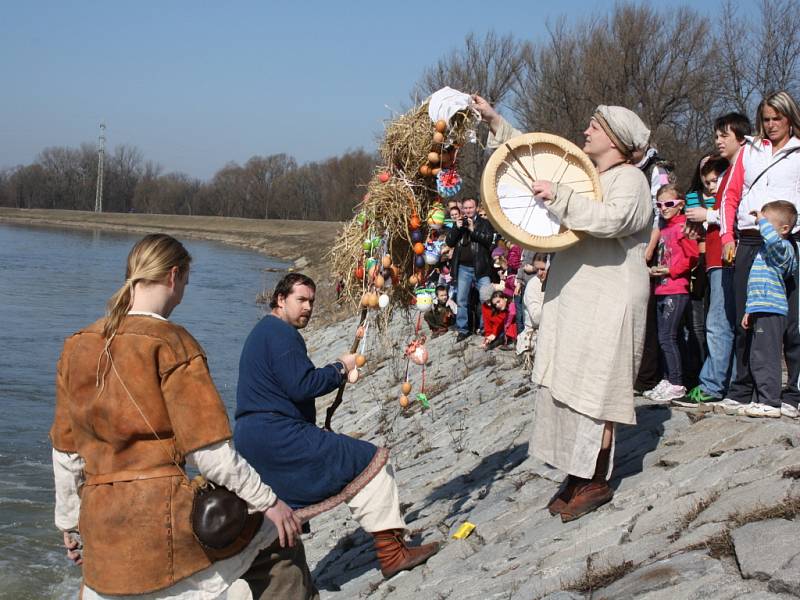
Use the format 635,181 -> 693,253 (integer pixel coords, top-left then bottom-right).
482,301 -> 518,340
654,214 -> 699,295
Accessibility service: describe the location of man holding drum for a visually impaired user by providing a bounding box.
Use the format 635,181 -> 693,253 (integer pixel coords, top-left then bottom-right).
472,95 -> 652,521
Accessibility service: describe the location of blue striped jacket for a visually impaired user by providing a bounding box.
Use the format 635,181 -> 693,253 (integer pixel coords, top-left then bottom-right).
745,218 -> 797,315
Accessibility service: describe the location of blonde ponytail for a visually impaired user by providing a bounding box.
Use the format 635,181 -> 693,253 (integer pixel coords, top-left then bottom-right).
102,234 -> 192,339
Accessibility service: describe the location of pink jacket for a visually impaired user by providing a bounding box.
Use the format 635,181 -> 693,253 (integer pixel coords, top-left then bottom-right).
654,214 -> 699,295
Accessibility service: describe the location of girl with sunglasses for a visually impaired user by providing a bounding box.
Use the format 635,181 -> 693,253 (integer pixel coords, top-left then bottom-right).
644,184 -> 700,402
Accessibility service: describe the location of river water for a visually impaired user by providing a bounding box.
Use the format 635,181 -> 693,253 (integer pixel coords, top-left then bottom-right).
0,223 -> 288,599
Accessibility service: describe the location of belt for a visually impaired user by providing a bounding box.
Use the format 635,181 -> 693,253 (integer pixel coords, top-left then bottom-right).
738,229 -> 761,238
84,464 -> 184,486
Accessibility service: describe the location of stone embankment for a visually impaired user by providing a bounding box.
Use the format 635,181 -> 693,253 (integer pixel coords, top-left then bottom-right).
302,311 -> 800,599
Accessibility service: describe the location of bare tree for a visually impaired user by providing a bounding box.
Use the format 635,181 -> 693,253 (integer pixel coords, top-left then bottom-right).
413,31 -> 526,107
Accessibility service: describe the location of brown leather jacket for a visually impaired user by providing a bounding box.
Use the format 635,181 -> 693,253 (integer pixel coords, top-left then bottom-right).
50,315 -> 234,595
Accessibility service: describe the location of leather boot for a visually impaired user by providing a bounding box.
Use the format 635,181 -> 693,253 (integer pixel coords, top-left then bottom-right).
546,475 -> 583,516
560,447 -> 613,523
372,529 -> 440,578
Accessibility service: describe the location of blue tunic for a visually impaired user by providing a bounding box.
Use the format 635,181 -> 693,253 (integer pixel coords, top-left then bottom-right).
234,315 -> 377,509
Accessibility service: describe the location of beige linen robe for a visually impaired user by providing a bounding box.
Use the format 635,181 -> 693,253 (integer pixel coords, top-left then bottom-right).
489,119 -> 651,474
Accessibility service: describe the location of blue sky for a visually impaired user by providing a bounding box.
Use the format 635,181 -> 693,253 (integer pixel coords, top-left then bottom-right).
1,0 -> 729,179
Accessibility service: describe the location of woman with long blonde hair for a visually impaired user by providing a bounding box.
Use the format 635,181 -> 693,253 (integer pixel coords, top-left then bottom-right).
720,91 -> 800,418
51,233 -> 301,599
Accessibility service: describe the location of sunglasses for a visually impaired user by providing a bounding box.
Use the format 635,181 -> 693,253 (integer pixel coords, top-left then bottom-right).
656,200 -> 680,208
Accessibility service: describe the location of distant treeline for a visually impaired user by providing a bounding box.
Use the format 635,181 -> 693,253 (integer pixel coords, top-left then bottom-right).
0,146 -> 376,221
2,1 -> 800,219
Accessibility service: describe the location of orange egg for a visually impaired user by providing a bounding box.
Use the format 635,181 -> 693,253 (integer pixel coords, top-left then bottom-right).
381,255 -> 392,268
409,215 -> 422,229
419,164 -> 431,177
361,293 -> 371,307
432,131 -> 445,144
374,274 -> 385,288
401,382 -> 412,395
409,274 -> 419,286
356,354 -> 367,367
428,152 -> 440,165
399,395 -> 410,408
368,293 -> 379,308
354,266 -> 364,280
431,167 -> 441,176
435,120 -> 447,133
413,242 -> 425,255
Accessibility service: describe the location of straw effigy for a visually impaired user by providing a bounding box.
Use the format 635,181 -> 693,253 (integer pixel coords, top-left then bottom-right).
329,99 -> 480,311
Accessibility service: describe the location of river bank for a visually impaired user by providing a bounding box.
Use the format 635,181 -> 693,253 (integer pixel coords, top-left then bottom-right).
0,208 -> 340,267
0,208 -> 348,320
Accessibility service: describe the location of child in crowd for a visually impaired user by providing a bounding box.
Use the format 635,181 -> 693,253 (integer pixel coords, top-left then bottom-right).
516,253 -> 549,355
424,284 -> 457,337
683,154 -> 729,386
481,288 -> 517,351
644,184 -> 699,402
739,201 -> 799,418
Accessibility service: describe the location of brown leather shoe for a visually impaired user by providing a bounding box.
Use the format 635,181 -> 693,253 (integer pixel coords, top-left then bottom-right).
559,480 -> 613,522
546,476 -> 583,516
372,529 -> 440,578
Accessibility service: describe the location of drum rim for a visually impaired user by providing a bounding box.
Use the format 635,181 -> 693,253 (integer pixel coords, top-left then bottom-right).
480,132 -> 602,252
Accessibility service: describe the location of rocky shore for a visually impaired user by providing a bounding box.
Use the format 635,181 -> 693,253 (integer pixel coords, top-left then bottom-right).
302,311 -> 800,599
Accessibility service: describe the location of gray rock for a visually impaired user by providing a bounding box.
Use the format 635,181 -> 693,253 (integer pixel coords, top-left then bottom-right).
593,551 -> 724,598
732,518 -> 800,581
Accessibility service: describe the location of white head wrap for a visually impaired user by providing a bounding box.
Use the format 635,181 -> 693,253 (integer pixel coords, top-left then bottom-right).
593,105 -> 650,158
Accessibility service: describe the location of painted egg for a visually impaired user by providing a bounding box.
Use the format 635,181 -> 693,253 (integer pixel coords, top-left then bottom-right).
413,242 -> 425,255
414,255 -> 426,268
365,256 -> 378,272
409,215 -> 422,230
347,369 -> 359,383
410,345 -> 429,365
360,293 -> 371,307
378,171 -> 390,183
427,152 -> 440,165
354,266 -> 364,280
356,326 -> 365,339
411,229 -> 424,243
419,164 -> 431,177
415,289 -> 435,312
427,203 -> 445,229
433,131 -> 445,144
399,395 -> 410,408
355,354 -> 367,367
408,274 -> 419,286
401,382 -> 412,395
368,292 -> 379,308
435,119 -> 447,133
374,274 -> 385,288
356,211 -> 367,226
378,293 -> 390,309
381,255 -> 392,268
362,239 -> 372,251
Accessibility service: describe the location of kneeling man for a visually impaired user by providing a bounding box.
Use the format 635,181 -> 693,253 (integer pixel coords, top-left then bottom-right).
235,273 -> 438,598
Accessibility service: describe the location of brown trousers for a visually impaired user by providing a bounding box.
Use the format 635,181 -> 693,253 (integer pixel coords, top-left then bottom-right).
242,538 -> 320,600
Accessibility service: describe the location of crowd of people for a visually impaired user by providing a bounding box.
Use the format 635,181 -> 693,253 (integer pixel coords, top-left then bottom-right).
424,91 -> 800,424
634,91 -> 800,421
421,195 -> 550,356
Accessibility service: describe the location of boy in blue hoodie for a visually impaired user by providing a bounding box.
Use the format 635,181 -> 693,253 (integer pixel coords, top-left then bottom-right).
740,200 -> 798,418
